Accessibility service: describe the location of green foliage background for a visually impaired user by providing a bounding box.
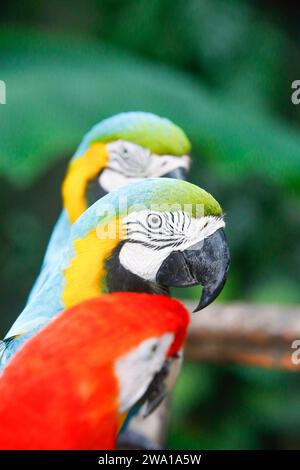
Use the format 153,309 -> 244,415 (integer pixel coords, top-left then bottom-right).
1,0 -> 300,449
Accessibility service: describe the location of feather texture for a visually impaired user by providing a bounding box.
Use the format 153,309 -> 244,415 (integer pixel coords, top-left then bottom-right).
2,178 -> 221,366
0,293 -> 189,450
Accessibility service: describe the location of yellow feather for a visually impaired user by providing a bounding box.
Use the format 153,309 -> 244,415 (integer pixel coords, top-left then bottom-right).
62,219 -> 124,308
62,142 -> 108,223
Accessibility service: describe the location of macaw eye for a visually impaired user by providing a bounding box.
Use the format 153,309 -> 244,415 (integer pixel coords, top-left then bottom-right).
122,147 -> 129,158
146,213 -> 163,230
138,338 -> 161,361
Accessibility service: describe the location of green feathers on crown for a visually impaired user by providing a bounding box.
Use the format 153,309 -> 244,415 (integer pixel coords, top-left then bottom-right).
140,179 -> 222,217
74,112 -> 191,158
72,179 -> 222,241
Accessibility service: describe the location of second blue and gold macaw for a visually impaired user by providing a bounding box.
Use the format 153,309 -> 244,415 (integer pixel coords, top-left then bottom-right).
28,111 -> 191,301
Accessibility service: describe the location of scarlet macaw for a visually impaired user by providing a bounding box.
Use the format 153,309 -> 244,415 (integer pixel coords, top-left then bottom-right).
0,293 -> 189,450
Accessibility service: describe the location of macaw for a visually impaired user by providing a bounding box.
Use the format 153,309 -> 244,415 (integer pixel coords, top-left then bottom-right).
29,112 -> 191,301
1,178 -> 230,367
0,293 -> 190,450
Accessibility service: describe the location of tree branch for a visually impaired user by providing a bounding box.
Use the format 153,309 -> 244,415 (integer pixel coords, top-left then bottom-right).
185,302 -> 300,370
122,302 -> 300,450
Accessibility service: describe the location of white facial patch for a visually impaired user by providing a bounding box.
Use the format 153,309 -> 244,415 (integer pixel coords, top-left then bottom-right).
119,211 -> 225,281
115,333 -> 174,412
98,168 -> 143,192
99,140 -> 190,192
147,154 -> 190,177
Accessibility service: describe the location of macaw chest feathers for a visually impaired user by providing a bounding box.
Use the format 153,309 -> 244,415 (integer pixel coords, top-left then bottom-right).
105,242 -> 169,296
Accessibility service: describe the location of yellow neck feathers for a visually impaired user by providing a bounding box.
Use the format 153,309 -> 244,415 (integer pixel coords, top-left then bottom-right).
62,142 -> 108,224
62,219 -> 124,308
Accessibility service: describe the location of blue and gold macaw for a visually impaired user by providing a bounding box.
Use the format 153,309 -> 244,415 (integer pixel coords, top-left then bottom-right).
1,178 -> 229,367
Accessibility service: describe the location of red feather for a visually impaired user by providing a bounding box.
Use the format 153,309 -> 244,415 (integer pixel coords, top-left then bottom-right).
0,293 -> 189,449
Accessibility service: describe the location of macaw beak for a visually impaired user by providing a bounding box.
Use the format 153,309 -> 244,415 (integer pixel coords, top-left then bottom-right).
156,228 -> 230,312
163,167 -> 188,180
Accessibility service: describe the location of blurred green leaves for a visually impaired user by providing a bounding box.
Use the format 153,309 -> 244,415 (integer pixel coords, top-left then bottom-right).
1,27 -> 300,193
1,0 -> 300,451
169,363 -> 300,449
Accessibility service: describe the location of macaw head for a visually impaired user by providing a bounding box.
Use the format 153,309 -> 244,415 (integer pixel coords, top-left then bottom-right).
67,178 -> 230,312
63,112 -> 191,223
0,294 -> 189,450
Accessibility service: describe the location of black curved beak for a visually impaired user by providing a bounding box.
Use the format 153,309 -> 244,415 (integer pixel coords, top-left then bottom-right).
156,228 -> 230,312
163,167 -> 188,180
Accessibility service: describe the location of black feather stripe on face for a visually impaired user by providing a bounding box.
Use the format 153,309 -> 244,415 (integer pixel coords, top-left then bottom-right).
86,174 -> 107,205
104,241 -> 169,295
124,211 -> 190,251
